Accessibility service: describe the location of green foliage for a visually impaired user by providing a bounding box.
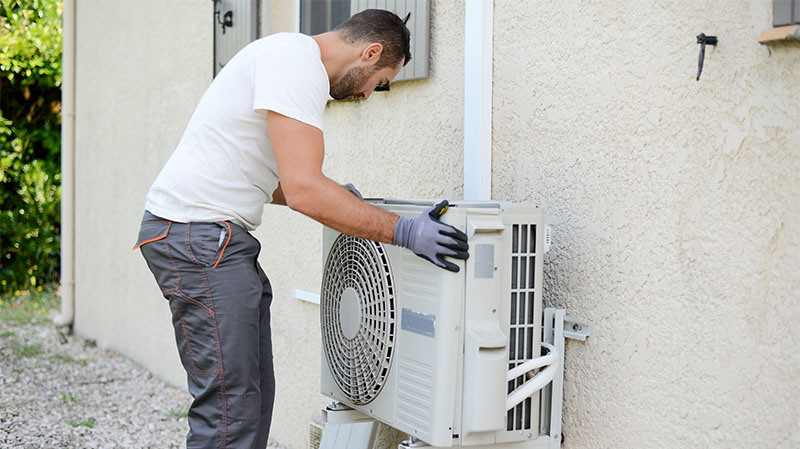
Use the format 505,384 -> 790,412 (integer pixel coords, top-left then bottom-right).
0,276 -> 59,326
61,392 -> 77,404
16,341 -> 42,357
0,0 -> 62,293
50,354 -> 89,366
166,407 -> 190,421
68,417 -> 96,428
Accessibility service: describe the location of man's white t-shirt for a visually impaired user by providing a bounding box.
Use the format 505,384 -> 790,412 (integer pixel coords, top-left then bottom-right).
145,33 -> 330,231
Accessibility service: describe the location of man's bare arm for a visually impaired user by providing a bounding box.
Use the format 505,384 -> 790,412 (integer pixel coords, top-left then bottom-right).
270,182 -> 287,205
267,111 -> 398,244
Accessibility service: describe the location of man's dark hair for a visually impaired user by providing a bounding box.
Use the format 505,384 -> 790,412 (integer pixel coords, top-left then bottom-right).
334,9 -> 412,69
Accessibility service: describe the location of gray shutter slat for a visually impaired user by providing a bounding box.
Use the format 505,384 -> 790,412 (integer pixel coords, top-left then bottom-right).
414,0 -> 429,80
400,0 -> 412,80
793,0 -> 800,24
346,0 -> 429,81
214,0 -> 258,77
773,0 -> 793,26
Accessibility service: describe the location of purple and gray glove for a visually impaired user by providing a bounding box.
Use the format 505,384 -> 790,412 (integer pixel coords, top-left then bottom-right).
342,183 -> 363,199
393,200 -> 469,272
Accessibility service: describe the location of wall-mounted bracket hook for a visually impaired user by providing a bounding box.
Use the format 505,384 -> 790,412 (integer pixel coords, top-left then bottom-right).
696,33 -> 717,81
214,0 -> 234,35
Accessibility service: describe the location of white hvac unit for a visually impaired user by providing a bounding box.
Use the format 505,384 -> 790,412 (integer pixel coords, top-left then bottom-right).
320,200 -> 557,447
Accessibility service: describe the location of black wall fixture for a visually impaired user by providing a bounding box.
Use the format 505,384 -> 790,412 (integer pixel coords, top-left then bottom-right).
696,33 -> 718,81
214,0 -> 234,34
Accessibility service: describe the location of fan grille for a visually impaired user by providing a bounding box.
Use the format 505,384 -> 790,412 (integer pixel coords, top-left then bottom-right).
321,234 -> 396,405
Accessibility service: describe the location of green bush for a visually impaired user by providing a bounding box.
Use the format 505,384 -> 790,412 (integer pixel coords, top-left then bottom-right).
0,0 -> 63,293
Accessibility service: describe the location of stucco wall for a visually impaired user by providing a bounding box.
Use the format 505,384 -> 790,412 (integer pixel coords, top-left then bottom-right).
74,1 -> 211,388
492,1 -> 799,448
72,1 -> 798,449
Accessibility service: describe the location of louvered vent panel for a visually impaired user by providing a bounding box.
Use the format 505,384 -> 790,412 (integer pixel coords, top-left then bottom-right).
396,357 -> 433,433
506,223 -> 538,432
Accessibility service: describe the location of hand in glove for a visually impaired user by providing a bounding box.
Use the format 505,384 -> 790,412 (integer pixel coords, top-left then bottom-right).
393,200 -> 469,272
342,183 -> 363,199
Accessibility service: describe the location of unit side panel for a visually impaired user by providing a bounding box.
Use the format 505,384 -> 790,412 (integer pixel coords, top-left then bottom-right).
497,209 -> 545,444
459,226 -> 508,446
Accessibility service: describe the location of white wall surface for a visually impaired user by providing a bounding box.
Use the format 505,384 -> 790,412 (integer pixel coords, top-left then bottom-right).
492,1 -> 799,448
72,1 -> 799,449
74,1 -> 212,388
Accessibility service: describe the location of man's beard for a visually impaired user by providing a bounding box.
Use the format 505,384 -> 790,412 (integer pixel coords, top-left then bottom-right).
330,65 -> 377,100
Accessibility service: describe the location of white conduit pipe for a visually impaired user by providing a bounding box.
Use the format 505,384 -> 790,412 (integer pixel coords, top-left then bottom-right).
507,342 -> 558,380
54,0 -> 75,327
463,0 -> 492,201
506,343 -> 559,411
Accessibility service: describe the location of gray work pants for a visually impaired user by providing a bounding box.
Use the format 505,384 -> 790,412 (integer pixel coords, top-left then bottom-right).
134,211 -> 274,449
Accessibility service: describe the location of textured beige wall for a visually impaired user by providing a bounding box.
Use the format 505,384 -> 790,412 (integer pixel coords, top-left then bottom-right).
74,1 -> 211,388
492,1 -> 799,448
259,0 -> 297,36
73,1 -> 799,449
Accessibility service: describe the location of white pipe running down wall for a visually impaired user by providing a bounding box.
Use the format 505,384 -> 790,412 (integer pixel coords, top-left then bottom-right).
54,0 -> 76,327
464,0 -> 493,201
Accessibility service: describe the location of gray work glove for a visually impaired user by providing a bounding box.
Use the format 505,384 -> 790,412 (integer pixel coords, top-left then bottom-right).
393,200 -> 469,272
342,183 -> 363,199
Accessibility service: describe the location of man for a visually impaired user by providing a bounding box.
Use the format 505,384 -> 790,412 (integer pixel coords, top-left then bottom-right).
134,9 -> 469,449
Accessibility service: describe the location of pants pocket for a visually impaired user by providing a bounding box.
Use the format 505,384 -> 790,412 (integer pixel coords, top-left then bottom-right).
187,222 -> 231,268
134,216 -> 179,295
132,221 -> 172,250
169,293 -> 221,376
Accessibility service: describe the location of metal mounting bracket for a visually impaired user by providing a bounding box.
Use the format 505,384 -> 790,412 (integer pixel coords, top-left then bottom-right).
563,314 -> 591,341
319,402 -> 379,449
322,401 -> 374,425
536,307 -> 591,448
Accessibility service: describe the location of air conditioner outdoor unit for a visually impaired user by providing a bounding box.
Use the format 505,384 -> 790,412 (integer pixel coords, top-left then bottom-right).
320,200 -> 557,447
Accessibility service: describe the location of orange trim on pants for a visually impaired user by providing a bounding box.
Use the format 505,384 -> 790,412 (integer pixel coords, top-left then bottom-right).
132,222 -> 172,250
213,221 -> 232,269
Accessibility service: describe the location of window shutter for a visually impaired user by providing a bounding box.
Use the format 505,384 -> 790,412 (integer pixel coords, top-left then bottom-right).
773,0 -> 794,26
350,0 -> 430,81
214,0 -> 258,77
300,0 -> 351,35
794,0 -> 800,24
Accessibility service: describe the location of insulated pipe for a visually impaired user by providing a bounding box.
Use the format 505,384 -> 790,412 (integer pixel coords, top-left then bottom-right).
463,0 -> 492,201
506,343 -> 560,411
506,363 -> 559,412
507,342 -> 558,381
54,0 -> 75,327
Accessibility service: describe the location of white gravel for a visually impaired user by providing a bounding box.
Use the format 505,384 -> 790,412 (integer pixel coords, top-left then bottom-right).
0,319 -> 290,449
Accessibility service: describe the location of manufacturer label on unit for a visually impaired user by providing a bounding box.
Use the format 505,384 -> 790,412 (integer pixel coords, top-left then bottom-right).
474,243 -> 495,278
401,308 -> 436,338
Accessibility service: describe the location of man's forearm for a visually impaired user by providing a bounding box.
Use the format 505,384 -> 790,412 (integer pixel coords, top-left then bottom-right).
285,175 -> 398,244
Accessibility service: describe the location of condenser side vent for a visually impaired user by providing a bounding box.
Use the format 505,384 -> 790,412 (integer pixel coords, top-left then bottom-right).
507,223 -> 538,432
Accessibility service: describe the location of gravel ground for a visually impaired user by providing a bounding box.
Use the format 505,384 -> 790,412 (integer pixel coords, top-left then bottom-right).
0,317 -> 289,449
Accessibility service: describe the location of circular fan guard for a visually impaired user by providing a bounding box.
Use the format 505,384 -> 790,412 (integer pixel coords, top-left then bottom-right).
321,234 -> 396,405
